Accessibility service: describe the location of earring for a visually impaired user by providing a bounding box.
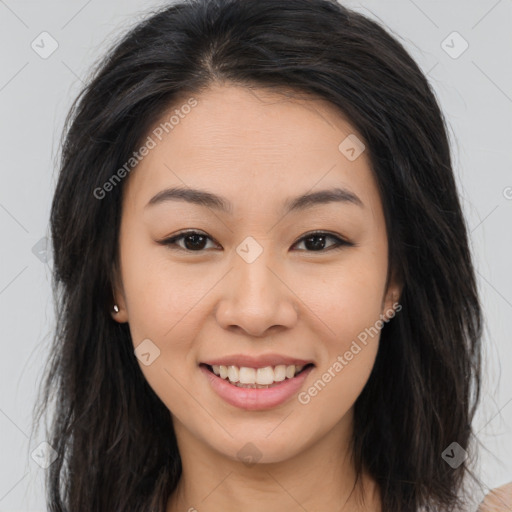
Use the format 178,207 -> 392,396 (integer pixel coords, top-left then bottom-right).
113,304 -> 120,314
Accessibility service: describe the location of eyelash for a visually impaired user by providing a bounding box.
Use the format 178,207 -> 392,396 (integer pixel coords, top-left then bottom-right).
158,230 -> 353,253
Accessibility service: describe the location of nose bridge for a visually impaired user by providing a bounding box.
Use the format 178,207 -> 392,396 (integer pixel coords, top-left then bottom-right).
233,235 -> 278,306
215,235 -> 297,335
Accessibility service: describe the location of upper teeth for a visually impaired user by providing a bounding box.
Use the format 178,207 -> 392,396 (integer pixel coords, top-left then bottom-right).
212,364 -> 305,385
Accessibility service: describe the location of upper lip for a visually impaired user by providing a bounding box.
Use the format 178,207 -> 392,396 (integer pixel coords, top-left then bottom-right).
201,353 -> 315,369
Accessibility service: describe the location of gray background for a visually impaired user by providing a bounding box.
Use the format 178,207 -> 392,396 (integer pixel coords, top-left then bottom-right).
0,0 -> 511,510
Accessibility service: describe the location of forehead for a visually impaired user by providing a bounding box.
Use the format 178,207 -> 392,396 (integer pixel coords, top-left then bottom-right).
122,83 -> 379,214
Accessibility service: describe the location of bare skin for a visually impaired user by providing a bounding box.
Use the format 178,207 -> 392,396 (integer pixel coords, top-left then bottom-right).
112,82 -> 405,511
479,482 -> 512,511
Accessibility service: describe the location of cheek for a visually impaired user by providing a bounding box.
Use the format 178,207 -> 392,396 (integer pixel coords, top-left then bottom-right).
307,253 -> 388,340
295,268 -> 385,428
119,235 -> 205,342
298,252 -> 386,403
120,252 -> 203,414
119,244 -> 218,409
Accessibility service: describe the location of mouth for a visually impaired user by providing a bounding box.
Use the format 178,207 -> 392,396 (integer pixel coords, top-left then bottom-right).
200,362 -> 315,389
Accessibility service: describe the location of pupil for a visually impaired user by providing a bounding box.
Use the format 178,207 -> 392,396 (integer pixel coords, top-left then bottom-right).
306,235 -> 325,251
185,234 -> 206,250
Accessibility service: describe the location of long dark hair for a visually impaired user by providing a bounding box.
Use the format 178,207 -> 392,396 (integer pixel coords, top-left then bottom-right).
32,0 -> 483,510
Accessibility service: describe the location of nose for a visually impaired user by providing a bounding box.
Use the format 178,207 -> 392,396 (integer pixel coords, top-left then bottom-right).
214,244 -> 299,337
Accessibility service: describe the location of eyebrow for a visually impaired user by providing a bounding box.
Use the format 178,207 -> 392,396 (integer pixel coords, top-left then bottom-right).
145,185 -> 364,214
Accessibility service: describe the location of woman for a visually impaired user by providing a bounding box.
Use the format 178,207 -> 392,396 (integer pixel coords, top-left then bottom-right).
32,0 -> 510,510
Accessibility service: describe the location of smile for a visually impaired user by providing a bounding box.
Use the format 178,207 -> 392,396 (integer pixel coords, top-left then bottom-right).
206,363 -> 313,388
199,362 -> 315,410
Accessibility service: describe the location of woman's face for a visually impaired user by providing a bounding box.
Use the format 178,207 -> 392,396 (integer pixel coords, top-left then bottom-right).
113,83 -> 401,464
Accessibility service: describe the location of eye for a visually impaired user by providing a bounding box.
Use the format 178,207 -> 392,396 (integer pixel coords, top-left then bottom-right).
158,230 -> 352,253
158,230 -> 219,252
291,231 -> 352,252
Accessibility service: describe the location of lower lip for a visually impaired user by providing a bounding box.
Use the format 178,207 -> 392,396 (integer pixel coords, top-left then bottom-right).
200,364 -> 314,410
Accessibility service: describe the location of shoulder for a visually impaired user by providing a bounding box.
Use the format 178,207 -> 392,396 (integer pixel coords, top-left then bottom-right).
478,481 -> 512,511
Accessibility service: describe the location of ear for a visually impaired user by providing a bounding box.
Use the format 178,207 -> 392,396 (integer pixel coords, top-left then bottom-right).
381,267 -> 403,321
111,263 -> 129,323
